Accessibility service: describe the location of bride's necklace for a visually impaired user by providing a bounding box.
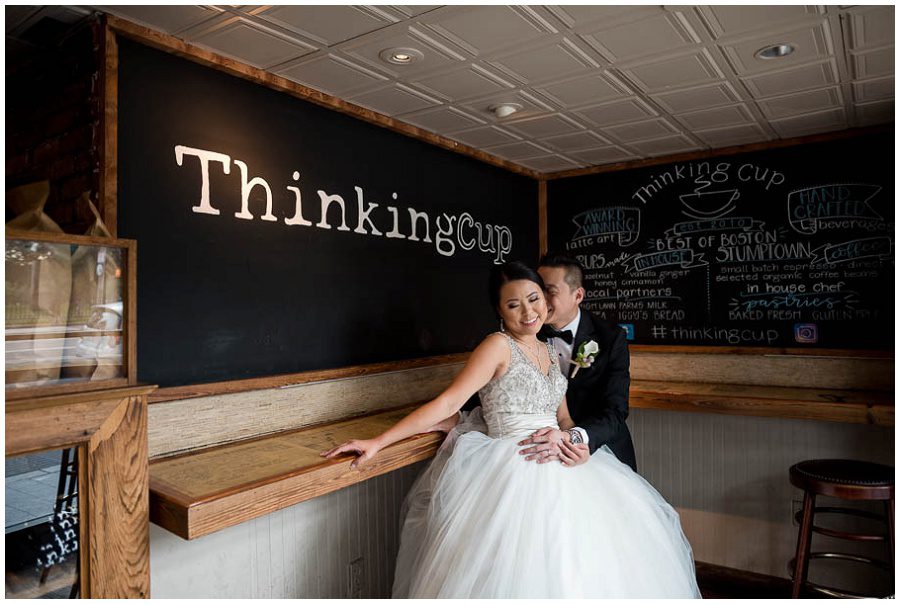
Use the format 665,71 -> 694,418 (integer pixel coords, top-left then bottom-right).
511,336 -> 546,373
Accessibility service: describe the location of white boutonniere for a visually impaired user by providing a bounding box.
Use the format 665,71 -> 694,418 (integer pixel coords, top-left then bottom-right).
571,340 -> 600,377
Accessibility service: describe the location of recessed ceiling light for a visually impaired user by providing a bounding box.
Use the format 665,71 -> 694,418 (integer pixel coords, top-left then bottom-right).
489,103 -> 523,118
754,43 -> 795,60
379,47 -> 423,65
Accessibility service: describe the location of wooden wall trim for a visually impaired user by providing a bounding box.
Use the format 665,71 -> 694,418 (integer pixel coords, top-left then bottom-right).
629,345 -> 892,358
629,379 -> 893,426
103,15 -> 540,181
150,352 -> 469,404
538,179 -> 548,256
543,125 -> 892,180
5,228 -> 132,247
126,238 -> 137,383
100,19 -> 118,237
630,350 -> 892,391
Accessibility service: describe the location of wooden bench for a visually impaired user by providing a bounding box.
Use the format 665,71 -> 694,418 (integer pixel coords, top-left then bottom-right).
149,383 -> 892,540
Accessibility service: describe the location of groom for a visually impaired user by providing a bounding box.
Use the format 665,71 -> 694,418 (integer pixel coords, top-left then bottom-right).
517,253 -> 637,471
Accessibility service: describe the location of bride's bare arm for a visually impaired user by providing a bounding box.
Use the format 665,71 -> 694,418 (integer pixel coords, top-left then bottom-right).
322,335 -> 508,467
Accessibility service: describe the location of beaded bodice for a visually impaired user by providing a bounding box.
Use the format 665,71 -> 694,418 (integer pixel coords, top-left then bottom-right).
477,332 -> 568,438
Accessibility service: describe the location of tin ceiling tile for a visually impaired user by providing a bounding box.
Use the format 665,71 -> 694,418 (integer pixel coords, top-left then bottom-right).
516,154 -> 582,172
504,113 -> 584,139
396,106 -> 485,133
421,5 -> 553,56
581,12 -> 700,63
851,76 -> 894,103
540,131 -> 611,152
629,134 -> 702,157
694,124 -> 770,147
413,65 -> 512,102
769,107 -> 847,137
276,54 -> 387,96
483,140 -> 553,160
192,18 -> 314,68
568,145 -> 638,165
254,5 -> 394,46
101,5 -> 220,34
535,73 -> 626,107
341,26 -> 466,78
756,87 -> 844,120
604,117 -> 679,142
488,38 -> 599,84
652,82 -> 743,113
449,125 -> 520,147
619,49 -> 724,93
718,22 -> 834,76
844,5 -> 895,51
741,60 -> 839,98
676,103 -> 756,130
575,97 -> 657,128
350,84 -> 441,116
696,5 -> 823,38
853,100 -> 894,126
849,47 -> 895,80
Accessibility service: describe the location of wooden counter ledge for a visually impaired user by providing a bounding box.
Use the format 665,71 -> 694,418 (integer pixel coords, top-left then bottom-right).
630,380 -> 893,426
149,404 -> 442,540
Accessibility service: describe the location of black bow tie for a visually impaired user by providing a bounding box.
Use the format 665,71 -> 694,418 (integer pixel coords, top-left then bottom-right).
540,326 -> 574,344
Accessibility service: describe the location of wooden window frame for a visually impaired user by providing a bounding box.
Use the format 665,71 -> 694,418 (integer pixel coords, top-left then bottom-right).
6,384 -> 156,598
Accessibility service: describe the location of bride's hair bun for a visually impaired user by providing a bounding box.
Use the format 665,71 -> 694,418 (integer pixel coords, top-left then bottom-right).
487,261 -> 546,313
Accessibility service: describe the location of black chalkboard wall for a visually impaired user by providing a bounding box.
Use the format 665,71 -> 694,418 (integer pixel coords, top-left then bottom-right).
117,39 -> 537,387
547,132 -> 894,350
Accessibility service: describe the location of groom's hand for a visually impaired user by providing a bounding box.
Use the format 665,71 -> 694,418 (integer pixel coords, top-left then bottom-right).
558,439 -> 590,467
517,427 -> 568,463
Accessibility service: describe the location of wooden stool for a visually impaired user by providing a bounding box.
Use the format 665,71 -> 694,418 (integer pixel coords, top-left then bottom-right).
789,459 -> 894,598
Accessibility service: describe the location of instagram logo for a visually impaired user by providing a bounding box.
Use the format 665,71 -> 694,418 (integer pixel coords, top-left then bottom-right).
794,324 -> 818,344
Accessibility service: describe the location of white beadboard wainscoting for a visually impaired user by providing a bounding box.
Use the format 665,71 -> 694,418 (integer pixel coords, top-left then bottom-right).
150,461 -> 427,598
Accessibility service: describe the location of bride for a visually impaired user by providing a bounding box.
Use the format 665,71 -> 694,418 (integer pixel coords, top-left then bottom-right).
323,261 -> 701,598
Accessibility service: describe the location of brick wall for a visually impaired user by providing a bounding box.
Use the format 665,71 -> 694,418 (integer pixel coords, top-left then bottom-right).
6,18 -> 102,232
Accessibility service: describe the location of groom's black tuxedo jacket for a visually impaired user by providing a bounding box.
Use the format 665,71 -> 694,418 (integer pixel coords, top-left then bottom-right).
563,309 -> 637,472
462,308 -> 637,472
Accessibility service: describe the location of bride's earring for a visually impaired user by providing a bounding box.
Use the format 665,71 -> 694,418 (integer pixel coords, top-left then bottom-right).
499,318 -> 506,332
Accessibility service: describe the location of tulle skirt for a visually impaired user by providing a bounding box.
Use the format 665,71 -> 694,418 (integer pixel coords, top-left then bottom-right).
392,409 -> 701,598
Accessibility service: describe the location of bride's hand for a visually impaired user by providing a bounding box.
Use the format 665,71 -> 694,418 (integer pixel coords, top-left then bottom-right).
321,438 -> 383,469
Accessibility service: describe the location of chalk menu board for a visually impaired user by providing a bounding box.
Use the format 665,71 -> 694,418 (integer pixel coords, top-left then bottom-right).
116,39 -> 537,387
547,132 -> 894,350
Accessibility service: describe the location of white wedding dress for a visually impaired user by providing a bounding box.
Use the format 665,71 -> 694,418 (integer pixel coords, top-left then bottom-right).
392,332 -> 701,598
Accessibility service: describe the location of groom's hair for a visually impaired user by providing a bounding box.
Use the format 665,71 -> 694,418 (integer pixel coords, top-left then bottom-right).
538,252 -> 584,291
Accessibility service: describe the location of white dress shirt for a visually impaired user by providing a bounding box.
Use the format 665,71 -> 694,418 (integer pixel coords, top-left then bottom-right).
549,309 -> 589,445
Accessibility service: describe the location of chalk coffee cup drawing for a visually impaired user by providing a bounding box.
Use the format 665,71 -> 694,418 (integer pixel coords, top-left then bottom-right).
678,189 -> 740,220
